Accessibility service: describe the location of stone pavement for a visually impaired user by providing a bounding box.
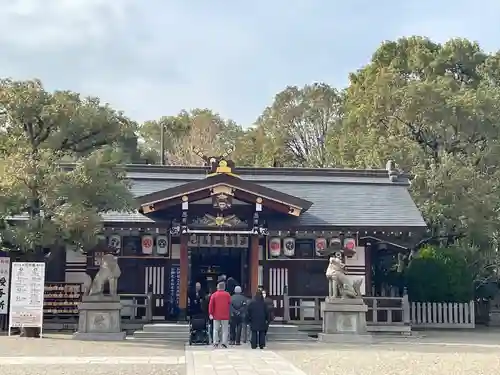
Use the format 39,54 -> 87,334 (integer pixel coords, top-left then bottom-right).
186,346 -> 305,375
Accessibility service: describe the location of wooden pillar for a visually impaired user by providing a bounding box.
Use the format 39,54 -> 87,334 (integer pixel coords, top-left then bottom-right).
365,243 -> 372,296
179,234 -> 188,319
250,235 -> 259,296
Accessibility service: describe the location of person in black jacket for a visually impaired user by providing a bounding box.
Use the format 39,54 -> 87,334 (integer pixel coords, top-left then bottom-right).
246,290 -> 269,349
188,282 -> 205,318
261,289 -> 274,333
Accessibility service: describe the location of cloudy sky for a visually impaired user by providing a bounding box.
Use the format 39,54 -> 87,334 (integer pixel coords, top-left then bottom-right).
1,1 -> 499,126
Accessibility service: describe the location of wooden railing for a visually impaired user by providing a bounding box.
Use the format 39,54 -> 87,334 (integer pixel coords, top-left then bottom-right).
279,287 -> 475,329
119,292 -> 153,322
365,295 -> 410,325
281,286 -> 410,326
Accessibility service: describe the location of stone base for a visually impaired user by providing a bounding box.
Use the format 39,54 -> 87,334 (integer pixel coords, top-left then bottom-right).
322,298 -> 369,336
318,332 -> 373,343
490,311 -> 500,326
72,331 -> 126,341
73,295 -> 125,341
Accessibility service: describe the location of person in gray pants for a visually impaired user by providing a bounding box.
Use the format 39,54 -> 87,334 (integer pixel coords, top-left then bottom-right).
208,282 -> 231,348
229,286 -> 248,345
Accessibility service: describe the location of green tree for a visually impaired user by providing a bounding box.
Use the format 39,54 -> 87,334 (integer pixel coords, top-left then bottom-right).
0,78 -> 135,258
253,83 -> 344,167
405,246 -> 474,302
341,37 -> 500,253
139,109 -> 244,165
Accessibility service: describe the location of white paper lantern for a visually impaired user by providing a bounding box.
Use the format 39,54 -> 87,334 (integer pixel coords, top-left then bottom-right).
343,237 -> 357,257
156,235 -> 168,255
108,234 -> 121,252
269,237 -> 281,257
315,237 -> 327,256
283,237 -> 295,257
141,235 -> 154,255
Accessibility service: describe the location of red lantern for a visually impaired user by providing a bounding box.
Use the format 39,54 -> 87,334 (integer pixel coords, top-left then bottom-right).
343,237 -> 357,257
142,235 -> 154,254
269,238 -> 281,257
315,237 -> 327,256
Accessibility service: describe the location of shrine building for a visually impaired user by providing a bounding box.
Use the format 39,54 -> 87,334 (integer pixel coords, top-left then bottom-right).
63,156 -> 427,321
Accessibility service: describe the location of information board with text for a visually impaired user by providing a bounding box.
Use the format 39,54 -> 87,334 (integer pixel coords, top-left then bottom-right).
0,257 -> 10,314
8,262 -> 45,331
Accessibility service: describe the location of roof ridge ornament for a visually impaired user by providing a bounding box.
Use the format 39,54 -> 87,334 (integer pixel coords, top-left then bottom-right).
193,145 -> 238,177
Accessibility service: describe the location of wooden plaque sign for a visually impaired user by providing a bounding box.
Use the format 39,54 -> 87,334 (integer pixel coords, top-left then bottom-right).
187,234 -> 249,248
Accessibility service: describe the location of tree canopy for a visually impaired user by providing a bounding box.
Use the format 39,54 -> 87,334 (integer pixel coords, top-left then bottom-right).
0,79 -> 135,256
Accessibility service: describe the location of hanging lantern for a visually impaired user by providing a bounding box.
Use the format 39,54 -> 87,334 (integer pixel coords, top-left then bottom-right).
269,237 -> 281,257
315,237 -> 327,256
188,234 -> 198,247
329,237 -> 342,252
141,235 -> 154,255
156,235 -> 168,255
96,234 -> 106,245
343,237 -> 357,257
283,237 -> 296,257
108,234 -> 121,252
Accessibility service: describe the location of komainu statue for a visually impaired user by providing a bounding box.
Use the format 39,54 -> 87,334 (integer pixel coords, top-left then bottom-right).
325,255 -> 363,299
87,254 -> 121,296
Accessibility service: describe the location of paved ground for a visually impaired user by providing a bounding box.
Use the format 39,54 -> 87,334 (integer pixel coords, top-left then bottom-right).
2,331 -> 500,374
186,346 -> 305,374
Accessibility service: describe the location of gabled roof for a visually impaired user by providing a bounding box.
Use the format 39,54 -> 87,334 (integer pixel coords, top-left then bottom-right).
106,164 -> 427,229
136,172 -> 313,217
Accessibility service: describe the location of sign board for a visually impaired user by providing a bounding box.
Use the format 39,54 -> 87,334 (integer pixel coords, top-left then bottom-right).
0,257 -> 10,314
169,265 -> 180,317
8,262 -> 45,334
187,234 -> 249,248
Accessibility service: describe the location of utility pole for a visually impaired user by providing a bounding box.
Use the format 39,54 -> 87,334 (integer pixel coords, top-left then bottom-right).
160,122 -> 165,165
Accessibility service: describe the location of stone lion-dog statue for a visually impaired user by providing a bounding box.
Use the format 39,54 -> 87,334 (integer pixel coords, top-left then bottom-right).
325,255 -> 363,299
85,253 -> 121,296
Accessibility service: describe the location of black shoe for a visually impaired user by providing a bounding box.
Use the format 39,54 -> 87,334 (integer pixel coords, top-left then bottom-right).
213,344 -> 219,348
259,346 -> 264,349
235,342 -> 241,345
221,344 -> 228,348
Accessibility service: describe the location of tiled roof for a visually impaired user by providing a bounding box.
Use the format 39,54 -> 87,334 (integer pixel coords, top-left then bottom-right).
101,165 -> 426,228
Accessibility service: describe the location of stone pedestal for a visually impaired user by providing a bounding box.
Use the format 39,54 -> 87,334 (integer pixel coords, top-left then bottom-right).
318,297 -> 372,343
72,295 -> 126,341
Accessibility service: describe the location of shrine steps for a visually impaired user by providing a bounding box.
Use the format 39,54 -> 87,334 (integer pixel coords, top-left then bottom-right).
132,323 -> 312,342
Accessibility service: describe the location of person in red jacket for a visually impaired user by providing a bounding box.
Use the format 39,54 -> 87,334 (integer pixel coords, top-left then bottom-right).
208,281 -> 231,348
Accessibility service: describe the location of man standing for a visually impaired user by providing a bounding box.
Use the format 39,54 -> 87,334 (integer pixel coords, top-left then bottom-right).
208,281 -> 231,348
229,286 -> 248,345
188,282 -> 205,318
261,289 -> 274,334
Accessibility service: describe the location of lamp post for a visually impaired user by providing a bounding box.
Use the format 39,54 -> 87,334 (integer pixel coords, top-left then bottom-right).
160,122 -> 165,165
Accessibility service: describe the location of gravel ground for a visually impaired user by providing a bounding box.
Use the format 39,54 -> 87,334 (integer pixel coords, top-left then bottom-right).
0,365 -> 184,375
0,334 -> 186,375
3,331 -> 500,375
0,334 -> 185,357
275,341 -> 500,375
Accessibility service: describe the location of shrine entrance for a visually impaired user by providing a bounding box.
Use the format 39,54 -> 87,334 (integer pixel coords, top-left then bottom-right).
188,233 -> 250,296
190,247 -> 248,294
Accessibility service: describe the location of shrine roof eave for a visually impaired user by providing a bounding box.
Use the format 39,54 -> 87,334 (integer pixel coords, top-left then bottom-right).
99,219 -> 426,233
135,172 -> 313,213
